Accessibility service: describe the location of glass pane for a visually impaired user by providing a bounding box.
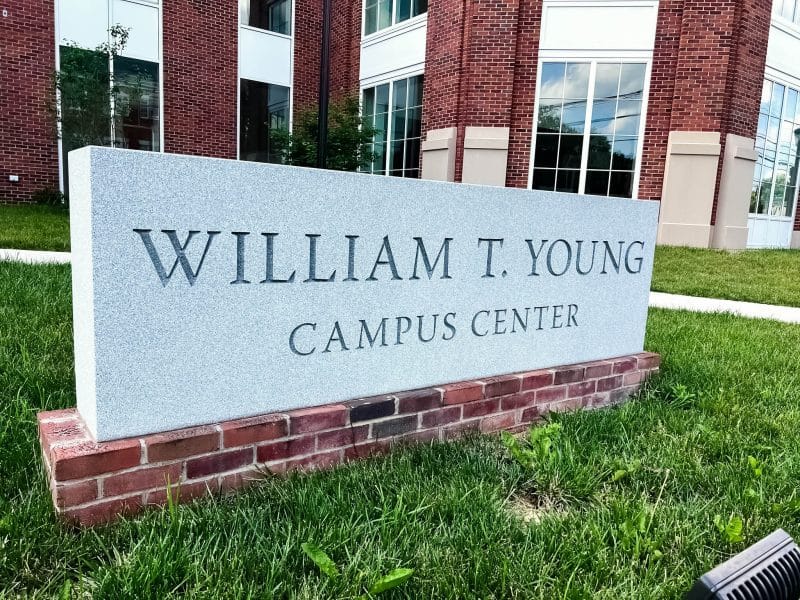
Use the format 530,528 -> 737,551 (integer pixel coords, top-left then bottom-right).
390,140 -> 404,171
113,56 -> 161,153
392,78 -> 407,111
362,87 -> 375,118
537,99 -> 562,133
615,99 -> 642,136
378,0 -> 392,30
406,106 -> 421,138
539,62 -> 566,98
557,135 -> 583,168
534,134 -> 559,168
760,79 -> 772,114
405,138 -> 420,170
364,3 -> 378,34
532,169 -> 556,191
611,137 -> 638,171
770,82 -> 785,117
609,171 -> 634,198
767,117 -> 780,142
392,110 -> 406,143
561,100 -> 586,134
375,84 -> 389,113
585,171 -> 610,195
587,135 -> 612,169
408,75 -> 423,106
556,169 -> 580,193
239,79 -> 289,164
564,63 -> 590,99
413,0 -> 427,16
787,185 -> 798,216
590,99 -> 616,134
786,88 -> 798,123
396,0 -> 411,22
373,142 -> 386,174
242,0 -> 291,34
757,113 -> 768,137
619,63 -> 646,99
594,63 -> 621,99
750,183 -> 759,213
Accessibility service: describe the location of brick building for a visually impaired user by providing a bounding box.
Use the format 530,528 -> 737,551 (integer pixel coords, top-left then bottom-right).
2,0 -> 799,248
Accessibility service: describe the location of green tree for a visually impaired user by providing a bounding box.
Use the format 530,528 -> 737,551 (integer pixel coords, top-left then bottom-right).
271,95 -> 377,171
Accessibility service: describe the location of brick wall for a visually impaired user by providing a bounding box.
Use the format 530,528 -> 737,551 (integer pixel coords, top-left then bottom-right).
162,0 -> 237,159
39,352 -> 659,525
0,1 -> 59,203
293,0 -> 322,115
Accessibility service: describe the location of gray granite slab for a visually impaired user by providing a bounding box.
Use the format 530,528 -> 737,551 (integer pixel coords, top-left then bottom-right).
69,146 -> 659,441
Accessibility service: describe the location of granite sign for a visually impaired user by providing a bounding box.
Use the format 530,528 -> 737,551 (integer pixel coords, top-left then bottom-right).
70,147 -> 658,441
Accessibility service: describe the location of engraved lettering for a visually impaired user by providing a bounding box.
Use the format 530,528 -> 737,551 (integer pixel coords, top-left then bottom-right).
134,229 -> 219,287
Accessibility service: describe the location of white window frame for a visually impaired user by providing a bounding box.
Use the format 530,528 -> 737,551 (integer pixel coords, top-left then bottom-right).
526,51 -> 653,198
236,0 -> 295,161
361,0 -> 427,39
54,0 -> 164,193
359,70 -> 424,177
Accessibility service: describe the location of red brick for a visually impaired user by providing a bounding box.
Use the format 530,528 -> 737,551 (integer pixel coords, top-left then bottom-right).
568,380 -> 596,399
256,435 -> 315,462
317,426 -> 369,450
397,388 -> 442,413
290,405 -> 347,435
442,381 -> 484,405
63,495 -> 143,526
37,408 -> 79,424
420,406 -> 462,428
520,370 -> 554,391
637,353 -> 662,370
500,391 -> 536,411
534,386 -> 567,404
442,420 -> 480,440
613,358 -> 638,374
53,480 -> 99,509
462,397 -> 500,419
186,448 -> 252,479
287,450 -> 343,472
623,371 -> 646,386
221,414 -> 288,448
146,426 -> 220,462
584,361 -> 613,379
554,366 -> 585,385
102,463 -> 182,497
549,398 -> 585,413
483,375 -> 521,398
597,375 -> 624,392
52,440 -> 141,481
145,479 -> 218,506
344,440 -> 392,461
219,467 -> 265,493
480,412 -> 516,433
520,406 -> 542,424
39,418 -> 88,454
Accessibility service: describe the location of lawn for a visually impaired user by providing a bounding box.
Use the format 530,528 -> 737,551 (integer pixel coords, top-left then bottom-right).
652,245 -> 800,307
0,204 -> 70,252
2,263 -> 800,598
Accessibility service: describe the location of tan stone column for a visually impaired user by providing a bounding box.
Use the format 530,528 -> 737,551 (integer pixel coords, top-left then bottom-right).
461,127 -> 510,187
421,127 -> 458,182
711,134 -> 758,250
657,131 -> 721,248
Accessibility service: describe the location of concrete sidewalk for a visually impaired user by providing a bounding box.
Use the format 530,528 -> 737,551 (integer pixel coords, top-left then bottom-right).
0,248 -> 71,264
649,291 -> 800,324
2,249 -> 799,324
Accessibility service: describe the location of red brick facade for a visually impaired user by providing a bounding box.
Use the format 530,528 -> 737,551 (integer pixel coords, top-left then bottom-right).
0,1 -> 794,238
39,352 -> 660,525
162,0 -> 238,159
0,0 -> 60,203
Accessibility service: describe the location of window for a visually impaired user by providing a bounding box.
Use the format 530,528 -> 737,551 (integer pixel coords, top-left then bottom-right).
239,79 -> 290,163
240,0 -> 292,35
58,45 -> 160,193
530,60 -> 647,198
776,0 -> 800,26
364,0 -> 427,36
362,74 -> 423,178
750,79 -> 800,217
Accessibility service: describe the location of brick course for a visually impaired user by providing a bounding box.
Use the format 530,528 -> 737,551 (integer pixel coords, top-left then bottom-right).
39,352 -> 659,526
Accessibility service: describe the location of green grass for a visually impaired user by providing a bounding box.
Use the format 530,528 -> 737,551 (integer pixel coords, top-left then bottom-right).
652,245 -> 800,307
2,262 -> 800,598
0,204 -> 70,252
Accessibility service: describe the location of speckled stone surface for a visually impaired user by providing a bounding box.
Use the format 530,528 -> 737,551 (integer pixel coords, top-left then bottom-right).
69,146 -> 659,441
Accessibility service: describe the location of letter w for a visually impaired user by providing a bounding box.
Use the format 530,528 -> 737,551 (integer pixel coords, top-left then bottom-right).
134,229 -> 220,286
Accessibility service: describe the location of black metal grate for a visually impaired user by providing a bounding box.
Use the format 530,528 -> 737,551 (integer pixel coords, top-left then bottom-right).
686,530 -> 800,600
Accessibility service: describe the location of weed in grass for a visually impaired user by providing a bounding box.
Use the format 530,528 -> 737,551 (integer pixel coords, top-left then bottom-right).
713,514 -> 745,545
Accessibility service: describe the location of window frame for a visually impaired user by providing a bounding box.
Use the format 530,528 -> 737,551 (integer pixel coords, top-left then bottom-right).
360,71 -> 424,178
527,53 -> 653,199
361,0 -> 427,38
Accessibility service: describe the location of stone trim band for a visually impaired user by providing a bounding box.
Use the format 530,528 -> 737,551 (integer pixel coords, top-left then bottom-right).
38,352 -> 660,526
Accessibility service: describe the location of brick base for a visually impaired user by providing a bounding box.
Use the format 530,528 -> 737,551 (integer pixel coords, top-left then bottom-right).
38,352 -> 660,525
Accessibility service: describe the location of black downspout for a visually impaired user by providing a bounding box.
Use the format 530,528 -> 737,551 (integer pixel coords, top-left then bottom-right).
317,0 -> 332,169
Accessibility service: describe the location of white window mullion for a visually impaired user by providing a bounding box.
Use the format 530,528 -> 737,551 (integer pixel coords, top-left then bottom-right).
385,80 -> 394,174
578,61 -> 597,194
